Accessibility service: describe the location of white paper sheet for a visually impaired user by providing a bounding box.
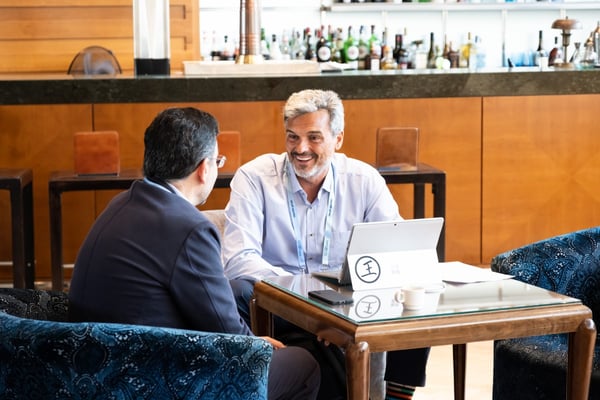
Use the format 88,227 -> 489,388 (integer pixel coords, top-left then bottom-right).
440,261 -> 513,283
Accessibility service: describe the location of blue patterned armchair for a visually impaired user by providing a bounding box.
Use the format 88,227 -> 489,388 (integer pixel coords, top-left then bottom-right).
490,227 -> 600,400
0,288 -> 272,400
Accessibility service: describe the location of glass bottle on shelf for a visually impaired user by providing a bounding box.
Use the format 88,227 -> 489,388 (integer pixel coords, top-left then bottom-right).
472,35 -> 486,69
366,41 -> 381,71
393,34 -> 409,69
581,38 -> 597,69
570,42 -> 582,69
269,34 -> 282,60
316,28 -> 332,62
280,33 -> 291,60
357,25 -> 369,70
548,36 -> 563,66
260,28 -> 270,60
368,25 -> 382,62
333,27 -> 345,63
534,30 -> 548,68
344,26 -> 359,69
413,40 -> 427,69
447,42 -> 460,68
460,32 -> 473,68
305,31 -> 316,62
427,32 -> 436,69
381,45 -> 397,70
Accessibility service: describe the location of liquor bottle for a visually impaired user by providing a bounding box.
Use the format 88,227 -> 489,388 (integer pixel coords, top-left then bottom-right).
381,45 -> 397,70
393,34 -> 409,69
368,25 -> 382,61
221,35 -> 235,61
280,32 -> 291,60
548,36 -> 563,66
260,28 -> 270,60
291,31 -> 306,60
357,25 -> 369,70
316,28 -> 332,62
447,41 -> 460,68
366,41 -> 381,71
332,27 -> 345,63
427,32 -> 436,69
460,32 -> 473,68
344,26 -> 359,69
412,40 -> 427,69
305,32 -> 316,61
269,34 -> 282,60
570,42 -> 582,68
472,35 -> 486,69
534,30 -> 548,68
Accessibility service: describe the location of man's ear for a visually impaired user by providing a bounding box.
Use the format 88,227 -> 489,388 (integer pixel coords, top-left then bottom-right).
335,131 -> 344,151
196,159 -> 208,183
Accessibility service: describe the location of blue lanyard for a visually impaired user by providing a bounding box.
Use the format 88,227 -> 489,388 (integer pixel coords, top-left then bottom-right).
285,157 -> 336,272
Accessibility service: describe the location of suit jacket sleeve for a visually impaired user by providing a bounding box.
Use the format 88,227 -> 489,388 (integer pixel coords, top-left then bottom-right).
169,219 -> 253,336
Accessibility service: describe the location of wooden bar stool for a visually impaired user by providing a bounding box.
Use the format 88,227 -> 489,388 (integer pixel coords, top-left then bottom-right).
0,168 -> 35,288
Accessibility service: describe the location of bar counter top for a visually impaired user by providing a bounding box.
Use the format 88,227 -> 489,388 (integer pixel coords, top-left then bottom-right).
2,67 -> 600,105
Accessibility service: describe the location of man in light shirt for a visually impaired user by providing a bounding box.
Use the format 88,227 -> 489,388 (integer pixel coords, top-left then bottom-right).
223,89 -> 429,400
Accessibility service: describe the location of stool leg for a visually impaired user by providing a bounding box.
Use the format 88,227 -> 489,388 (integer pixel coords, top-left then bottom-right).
9,184 -> 26,288
23,181 -> 35,288
49,186 -> 64,291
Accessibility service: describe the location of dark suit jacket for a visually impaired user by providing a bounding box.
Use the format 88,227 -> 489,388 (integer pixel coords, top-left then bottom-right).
68,179 -> 252,336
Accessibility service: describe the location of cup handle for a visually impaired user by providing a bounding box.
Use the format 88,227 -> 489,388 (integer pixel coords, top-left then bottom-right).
394,291 -> 404,304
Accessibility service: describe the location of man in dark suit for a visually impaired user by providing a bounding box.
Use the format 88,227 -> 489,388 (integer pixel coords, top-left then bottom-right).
68,107 -> 320,400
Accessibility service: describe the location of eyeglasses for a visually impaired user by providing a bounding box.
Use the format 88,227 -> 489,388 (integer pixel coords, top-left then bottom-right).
212,155 -> 226,169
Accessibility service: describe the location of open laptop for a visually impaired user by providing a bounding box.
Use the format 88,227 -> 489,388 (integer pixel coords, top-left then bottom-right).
312,217 -> 444,291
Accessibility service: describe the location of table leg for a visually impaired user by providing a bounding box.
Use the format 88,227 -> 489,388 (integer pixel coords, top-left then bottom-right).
452,344 -> 466,400
433,178 -> 446,261
345,341 -> 370,400
567,318 -> 596,400
49,187 -> 63,291
250,297 -> 273,337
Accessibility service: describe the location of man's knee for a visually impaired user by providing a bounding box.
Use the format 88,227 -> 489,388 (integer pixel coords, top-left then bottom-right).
268,346 -> 321,400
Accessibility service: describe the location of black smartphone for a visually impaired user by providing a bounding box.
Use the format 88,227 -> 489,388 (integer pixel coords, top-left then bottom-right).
308,290 -> 354,305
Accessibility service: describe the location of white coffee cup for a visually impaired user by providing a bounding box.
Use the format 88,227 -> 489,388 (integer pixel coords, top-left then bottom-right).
394,285 -> 426,310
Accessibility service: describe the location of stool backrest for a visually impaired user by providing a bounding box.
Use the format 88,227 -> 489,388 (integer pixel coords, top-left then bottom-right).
376,127 -> 419,171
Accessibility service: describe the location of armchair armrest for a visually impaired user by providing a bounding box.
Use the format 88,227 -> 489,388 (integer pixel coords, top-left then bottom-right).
0,311 -> 272,400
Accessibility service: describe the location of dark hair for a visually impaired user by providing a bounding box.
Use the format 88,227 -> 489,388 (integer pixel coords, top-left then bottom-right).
143,107 -> 218,180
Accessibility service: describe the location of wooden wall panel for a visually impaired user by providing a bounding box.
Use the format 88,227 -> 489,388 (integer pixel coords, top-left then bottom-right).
0,0 -> 198,74
0,104 -> 93,282
0,98 -> 482,283
93,98 -> 482,266
482,94 -> 600,263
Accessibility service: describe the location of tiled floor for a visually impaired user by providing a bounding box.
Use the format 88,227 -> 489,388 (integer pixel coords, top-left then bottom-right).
415,341 -> 494,399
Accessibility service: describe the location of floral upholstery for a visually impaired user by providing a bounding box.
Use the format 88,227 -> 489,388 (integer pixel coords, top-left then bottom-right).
0,288 -> 272,400
490,227 -> 600,400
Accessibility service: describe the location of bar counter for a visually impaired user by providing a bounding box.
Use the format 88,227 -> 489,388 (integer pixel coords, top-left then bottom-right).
1,67 -> 600,105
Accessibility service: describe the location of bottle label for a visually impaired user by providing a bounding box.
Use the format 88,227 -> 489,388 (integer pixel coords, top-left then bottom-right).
370,59 -> 380,71
317,46 -> 332,62
346,45 -> 359,61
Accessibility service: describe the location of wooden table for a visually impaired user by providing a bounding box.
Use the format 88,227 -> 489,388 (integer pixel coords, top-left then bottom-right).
0,168 -> 35,288
251,275 -> 595,400
48,169 -> 234,291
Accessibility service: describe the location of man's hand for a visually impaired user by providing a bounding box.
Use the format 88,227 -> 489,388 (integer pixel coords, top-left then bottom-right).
260,336 -> 286,349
